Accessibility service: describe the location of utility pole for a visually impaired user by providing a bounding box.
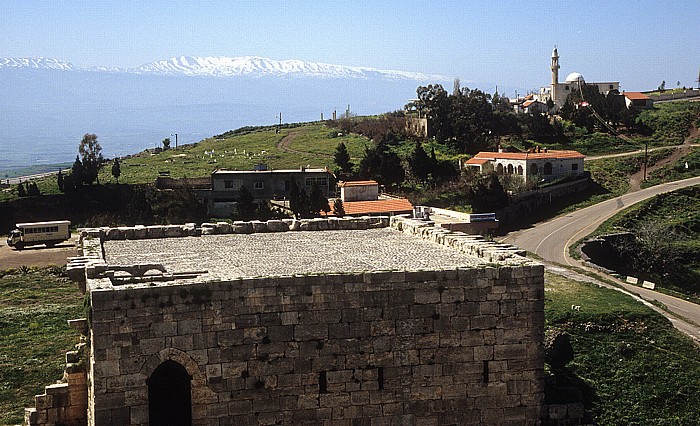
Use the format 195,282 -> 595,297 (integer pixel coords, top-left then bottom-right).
643,140 -> 648,181
171,133 -> 178,150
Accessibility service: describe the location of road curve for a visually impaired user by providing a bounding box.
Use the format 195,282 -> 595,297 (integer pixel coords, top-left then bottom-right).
501,176 -> 700,341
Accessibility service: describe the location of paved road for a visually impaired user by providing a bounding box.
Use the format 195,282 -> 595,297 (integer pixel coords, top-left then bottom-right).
585,143 -> 699,161
501,176 -> 700,342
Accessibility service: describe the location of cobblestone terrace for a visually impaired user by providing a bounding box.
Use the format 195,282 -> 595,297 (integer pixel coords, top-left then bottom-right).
104,227 -> 488,281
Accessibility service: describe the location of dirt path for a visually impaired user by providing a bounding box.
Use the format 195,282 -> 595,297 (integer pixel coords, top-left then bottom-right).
0,235 -> 79,269
628,125 -> 699,191
275,131 -> 333,158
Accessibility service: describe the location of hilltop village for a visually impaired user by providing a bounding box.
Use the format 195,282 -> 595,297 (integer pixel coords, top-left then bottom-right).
2,48 -> 700,426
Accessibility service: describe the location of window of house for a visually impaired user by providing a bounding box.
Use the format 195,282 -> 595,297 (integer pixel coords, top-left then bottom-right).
224,180 -> 234,189
609,85 -> 614,90
572,163 -> 579,171
253,181 -> 264,190
565,86 -> 570,91
543,162 -> 553,175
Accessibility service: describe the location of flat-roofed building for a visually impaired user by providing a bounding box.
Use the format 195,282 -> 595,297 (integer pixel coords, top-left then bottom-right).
210,166 -> 334,216
40,217 -> 546,425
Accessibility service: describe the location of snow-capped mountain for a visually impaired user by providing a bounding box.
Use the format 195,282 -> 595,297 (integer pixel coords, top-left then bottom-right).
0,55 -> 446,82
131,55 -> 445,81
0,57 -> 77,70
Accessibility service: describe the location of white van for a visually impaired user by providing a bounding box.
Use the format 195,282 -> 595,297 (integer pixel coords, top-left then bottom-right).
6,220 -> 71,249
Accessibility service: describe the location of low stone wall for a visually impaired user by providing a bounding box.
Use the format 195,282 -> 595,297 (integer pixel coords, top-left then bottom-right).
77,217 -> 389,242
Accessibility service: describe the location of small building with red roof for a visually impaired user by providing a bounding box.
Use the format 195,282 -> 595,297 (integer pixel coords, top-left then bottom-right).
623,92 -> 653,110
464,148 -> 585,183
333,180 -> 413,216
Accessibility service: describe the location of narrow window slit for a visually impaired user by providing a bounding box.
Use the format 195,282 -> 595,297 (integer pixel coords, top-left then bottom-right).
319,371 -> 328,394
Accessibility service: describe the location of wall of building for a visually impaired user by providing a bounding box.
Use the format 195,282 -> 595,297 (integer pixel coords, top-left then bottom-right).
67,217 -> 545,425
211,170 -> 331,202
340,184 -> 379,202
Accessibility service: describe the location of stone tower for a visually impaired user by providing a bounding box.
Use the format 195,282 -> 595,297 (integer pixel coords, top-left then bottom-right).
551,47 -> 560,86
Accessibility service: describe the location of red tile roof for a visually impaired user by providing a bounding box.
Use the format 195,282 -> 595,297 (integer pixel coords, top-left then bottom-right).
332,198 -> 413,216
471,150 -> 584,160
465,158 -> 490,165
623,92 -> 650,100
338,180 -> 379,187
523,100 -> 537,107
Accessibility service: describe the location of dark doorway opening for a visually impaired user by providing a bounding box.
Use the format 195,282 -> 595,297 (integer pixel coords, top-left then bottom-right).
148,360 -> 192,426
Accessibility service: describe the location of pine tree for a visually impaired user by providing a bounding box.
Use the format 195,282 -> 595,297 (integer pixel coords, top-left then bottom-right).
71,155 -> 85,187
289,178 -> 301,218
17,182 -> 26,197
334,142 -> 354,177
57,170 -> 64,192
409,141 -> 430,182
309,183 -> 329,216
236,185 -> 255,220
111,159 -> 122,183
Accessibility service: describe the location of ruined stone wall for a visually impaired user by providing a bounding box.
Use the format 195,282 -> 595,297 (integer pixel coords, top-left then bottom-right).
24,341 -> 88,426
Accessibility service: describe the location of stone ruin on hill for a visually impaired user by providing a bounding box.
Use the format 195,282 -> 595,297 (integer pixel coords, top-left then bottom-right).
24,216 -> 557,425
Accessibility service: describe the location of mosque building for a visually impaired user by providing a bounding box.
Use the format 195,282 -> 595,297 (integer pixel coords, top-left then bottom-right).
536,47 -> 619,110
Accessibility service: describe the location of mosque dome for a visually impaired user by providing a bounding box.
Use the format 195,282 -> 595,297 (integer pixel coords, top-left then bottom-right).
565,72 -> 585,83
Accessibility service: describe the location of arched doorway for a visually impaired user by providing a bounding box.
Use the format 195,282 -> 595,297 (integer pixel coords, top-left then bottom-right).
148,360 -> 192,426
496,163 -> 504,173
507,164 -> 514,174
517,165 -> 523,175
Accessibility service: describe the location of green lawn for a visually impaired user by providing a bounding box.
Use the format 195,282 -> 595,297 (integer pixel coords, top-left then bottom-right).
545,272 -> 700,425
0,267 -> 83,425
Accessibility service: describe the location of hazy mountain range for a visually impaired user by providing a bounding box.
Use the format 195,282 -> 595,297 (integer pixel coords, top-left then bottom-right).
0,55 -> 450,175
0,55 -> 446,81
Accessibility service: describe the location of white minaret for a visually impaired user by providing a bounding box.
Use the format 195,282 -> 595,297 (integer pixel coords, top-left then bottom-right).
551,47 -> 560,85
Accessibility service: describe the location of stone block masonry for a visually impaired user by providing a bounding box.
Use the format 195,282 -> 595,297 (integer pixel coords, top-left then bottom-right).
53,216 -> 545,425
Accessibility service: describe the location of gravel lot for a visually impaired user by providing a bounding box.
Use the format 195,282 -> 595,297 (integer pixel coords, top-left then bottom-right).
0,235 -> 79,269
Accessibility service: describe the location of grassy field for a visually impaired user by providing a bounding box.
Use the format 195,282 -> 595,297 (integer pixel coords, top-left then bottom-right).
643,146 -> 700,188
109,123 -> 371,185
545,272 -> 700,425
0,267 -> 83,425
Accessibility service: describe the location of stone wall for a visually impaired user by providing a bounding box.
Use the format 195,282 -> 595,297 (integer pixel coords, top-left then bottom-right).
24,338 -> 88,426
60,216 -> 545,425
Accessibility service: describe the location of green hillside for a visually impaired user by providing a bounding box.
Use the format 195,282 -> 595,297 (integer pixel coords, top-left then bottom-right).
103,123 -> 371,185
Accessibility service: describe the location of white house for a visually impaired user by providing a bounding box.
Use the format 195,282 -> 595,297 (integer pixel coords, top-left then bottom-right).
465,148 -> 585,183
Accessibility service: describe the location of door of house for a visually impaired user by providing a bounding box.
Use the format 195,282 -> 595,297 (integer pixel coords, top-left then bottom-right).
148,360 -> 192,426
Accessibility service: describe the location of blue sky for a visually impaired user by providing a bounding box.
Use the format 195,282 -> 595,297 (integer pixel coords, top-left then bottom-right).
2,0 -> 699,93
